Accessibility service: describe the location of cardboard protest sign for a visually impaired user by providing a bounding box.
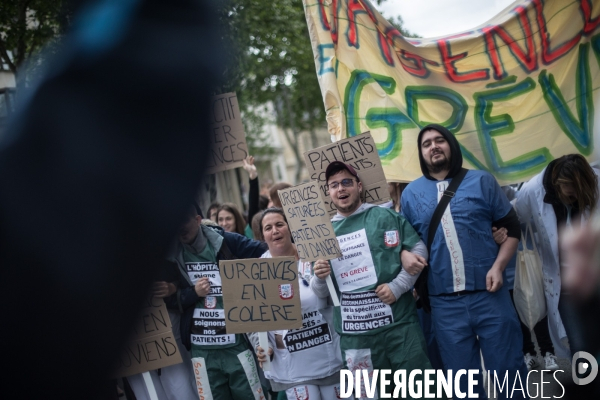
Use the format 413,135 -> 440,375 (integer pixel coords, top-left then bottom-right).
303,0 -> 600,185
219,257 -> 302,334
304,132 -> 388,214
277,181 -> 342,261
206,92 -> 248,174
113,297 -> 182,377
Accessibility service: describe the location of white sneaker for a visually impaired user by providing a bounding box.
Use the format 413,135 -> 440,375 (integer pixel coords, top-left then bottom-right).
525,353 -> 539,371
544,352 -> 559,371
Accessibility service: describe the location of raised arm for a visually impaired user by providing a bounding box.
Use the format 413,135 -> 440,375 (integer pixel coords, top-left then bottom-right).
243,156 -> 260,225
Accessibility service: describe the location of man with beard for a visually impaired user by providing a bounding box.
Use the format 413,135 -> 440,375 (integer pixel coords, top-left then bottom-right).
312,161 -> 443,399
401,124 -> 528,399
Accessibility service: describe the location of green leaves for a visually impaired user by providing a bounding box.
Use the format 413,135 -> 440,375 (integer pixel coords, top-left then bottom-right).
217,0 -> 325,163
0,0 -> 73,83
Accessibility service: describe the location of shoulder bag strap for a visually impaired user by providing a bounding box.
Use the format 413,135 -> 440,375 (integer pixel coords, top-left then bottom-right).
426,168 -> 468,252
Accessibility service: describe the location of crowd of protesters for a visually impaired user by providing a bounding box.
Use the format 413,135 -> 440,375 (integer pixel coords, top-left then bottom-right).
122,126 -> 600,400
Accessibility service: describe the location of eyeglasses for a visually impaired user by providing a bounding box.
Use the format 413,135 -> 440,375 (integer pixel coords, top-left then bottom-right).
328,178 -> 355,190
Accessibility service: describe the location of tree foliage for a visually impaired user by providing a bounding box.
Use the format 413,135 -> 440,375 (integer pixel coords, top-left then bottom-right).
0,0 -> 75,83
0,0 -> 416,182
215,0 -> 322,182
217,0 -> 416,182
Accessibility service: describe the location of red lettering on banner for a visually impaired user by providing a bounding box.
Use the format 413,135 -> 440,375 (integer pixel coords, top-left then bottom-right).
318,0 -> 331,31
533,0 -> 581,65
482,5 -> 537,80
347,0 -> 393,68
581,0 -> 600,35
437,33 -> 490,83
399,49 -> 440,78
346,0 -> 364,47
380,27 -> 401,66
330,0 -> 339,44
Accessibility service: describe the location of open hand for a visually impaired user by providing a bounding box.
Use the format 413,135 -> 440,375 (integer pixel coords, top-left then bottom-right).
243,156 -> 258,180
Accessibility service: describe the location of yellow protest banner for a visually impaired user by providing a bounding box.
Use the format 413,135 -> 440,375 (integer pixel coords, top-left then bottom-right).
303,0 -> 600,184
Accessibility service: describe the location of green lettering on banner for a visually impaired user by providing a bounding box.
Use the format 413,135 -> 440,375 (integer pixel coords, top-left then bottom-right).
344,70 -> 396,139
403,85 -> 491,171
366,108 -> 416,163
405,85 -> 468,133
473,77 -> 551,179
539,42 -> 594,155
304,0 -> 600,184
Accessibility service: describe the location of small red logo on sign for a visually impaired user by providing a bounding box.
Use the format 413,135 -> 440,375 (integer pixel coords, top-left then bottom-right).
279,284 -> 294,300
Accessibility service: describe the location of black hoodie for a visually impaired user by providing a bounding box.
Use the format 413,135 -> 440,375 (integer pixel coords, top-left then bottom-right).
417,124 -> 463,180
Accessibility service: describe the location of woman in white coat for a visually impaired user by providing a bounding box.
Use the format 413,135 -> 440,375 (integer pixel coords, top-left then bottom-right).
249,208 -> 351,400
515,154 -> 599,357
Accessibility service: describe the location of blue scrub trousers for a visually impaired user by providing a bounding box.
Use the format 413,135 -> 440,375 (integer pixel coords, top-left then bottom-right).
417,308 -> 445,370
430,286 -> 529,399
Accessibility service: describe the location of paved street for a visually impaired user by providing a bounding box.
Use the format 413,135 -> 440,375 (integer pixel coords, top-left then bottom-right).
485,338 -> 573,399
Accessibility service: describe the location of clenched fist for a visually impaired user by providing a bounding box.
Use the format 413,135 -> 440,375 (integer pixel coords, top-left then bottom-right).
195,277 -> 211,297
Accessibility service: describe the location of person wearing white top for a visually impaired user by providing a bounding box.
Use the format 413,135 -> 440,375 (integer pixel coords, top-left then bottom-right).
248,208 -> 352,400
515,154 -> 600,358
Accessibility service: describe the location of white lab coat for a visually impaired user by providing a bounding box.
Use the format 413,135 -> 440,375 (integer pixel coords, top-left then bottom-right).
515,166 -> 600,358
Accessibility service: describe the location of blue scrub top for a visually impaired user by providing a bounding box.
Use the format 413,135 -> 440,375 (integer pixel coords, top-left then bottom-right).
402,170 -> 512,295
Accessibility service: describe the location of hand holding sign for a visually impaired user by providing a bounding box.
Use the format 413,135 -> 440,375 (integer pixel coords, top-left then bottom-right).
257,331 -> 273,371
313,259 -> 340,306
313,259 -> 331,279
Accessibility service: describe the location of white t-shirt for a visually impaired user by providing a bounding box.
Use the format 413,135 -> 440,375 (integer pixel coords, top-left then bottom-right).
259,251 -> 344,384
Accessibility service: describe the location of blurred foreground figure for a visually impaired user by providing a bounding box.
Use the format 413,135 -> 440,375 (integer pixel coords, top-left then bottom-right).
515,154 -> 600,357
0,0 -> 222,398
561,219 -> 600,398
